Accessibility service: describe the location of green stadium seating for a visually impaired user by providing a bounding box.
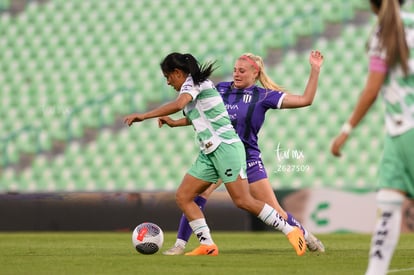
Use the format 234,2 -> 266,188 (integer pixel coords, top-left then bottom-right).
1,0 -> 392,193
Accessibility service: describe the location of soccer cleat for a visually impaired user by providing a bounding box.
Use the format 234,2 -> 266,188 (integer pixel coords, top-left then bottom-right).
286,227 -> 306,256
306,233 -> 325,253
162,245 -> 185,255
184,244 -> 219,256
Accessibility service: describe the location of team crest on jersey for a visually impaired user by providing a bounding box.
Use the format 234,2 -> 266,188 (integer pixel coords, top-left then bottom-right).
182,83 -> 192,92
243,92 -> 252,103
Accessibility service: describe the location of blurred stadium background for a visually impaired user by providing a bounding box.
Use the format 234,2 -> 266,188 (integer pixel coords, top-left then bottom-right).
1,0 -> 414,232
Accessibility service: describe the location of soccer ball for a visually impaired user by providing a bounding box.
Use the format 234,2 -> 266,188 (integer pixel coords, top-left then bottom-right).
132,222 -> 164,255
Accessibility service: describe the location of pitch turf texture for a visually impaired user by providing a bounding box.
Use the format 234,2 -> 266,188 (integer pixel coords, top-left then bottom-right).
1,232 -> 413,275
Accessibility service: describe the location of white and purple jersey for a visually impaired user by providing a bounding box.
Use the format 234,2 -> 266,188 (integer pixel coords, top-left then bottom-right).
216,81 -> 285,181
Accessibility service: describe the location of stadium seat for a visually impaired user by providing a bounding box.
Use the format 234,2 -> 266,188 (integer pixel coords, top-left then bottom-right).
0,0 -> 382,192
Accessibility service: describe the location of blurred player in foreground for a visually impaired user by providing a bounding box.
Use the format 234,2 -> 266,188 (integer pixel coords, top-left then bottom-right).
124,52 -> 306,256
331,1 -> 414,274
161,50 -> 325,255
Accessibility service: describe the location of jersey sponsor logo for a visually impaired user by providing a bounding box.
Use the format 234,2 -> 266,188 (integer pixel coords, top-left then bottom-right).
225,104 -> 239,110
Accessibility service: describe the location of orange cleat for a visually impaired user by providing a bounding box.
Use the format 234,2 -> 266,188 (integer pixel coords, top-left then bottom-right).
287,227 -> 306,256
184,244 -> 219,256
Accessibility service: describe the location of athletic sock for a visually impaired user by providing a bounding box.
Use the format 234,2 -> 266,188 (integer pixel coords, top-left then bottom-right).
177,196 -> 207,243
287,212 -> 308,239
174,239 -> 187,248
189,218 -> 214,245
365,190 -> 404,275
258,203 -> 293,235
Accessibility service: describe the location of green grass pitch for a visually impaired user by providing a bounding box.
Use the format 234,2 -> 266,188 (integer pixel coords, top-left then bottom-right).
0,232 -> 413,275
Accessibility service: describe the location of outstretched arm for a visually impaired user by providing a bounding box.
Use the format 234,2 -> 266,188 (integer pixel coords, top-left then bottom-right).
158,116 -> 191,128
124,93 -> 192,126
331,70 -> 386,157
281,50 -> 324,108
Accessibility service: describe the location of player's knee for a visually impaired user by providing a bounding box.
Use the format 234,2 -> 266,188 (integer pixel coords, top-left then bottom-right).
232,197 -> 251,211
175,192 -> 188,207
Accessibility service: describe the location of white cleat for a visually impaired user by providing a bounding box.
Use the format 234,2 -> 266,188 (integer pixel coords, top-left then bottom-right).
306,233 -> 325,252
162,245 -> 185,255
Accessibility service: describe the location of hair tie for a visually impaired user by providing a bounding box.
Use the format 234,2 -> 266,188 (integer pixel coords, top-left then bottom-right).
240,55 -> 260,72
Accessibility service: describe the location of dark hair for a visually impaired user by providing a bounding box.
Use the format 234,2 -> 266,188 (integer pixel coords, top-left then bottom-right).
160,52 -> 217,85
370,0 -> 405,8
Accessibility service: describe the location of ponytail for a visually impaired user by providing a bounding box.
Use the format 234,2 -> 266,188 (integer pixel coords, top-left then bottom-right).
160,52 -> 217,85
370,0 -> 409,75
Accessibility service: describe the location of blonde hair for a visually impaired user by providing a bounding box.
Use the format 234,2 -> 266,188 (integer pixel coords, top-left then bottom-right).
239,53 -> 286,92
375,0 -> 409,75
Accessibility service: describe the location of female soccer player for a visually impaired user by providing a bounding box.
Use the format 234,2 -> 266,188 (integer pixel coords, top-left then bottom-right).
331,1 -> 414,274
124,52 -> 306,256
160,50 -> 325,255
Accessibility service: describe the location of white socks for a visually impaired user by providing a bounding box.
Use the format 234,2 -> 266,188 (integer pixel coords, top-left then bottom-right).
258,203 -> 293,235
188,205 -> 292,246
174,239 -> 187,248
365,190 -> 404,275
189,218 -> 214,245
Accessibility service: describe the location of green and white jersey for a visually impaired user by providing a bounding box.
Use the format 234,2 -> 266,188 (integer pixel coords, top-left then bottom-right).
180,75 -> 240,154
368,11 -> 414,136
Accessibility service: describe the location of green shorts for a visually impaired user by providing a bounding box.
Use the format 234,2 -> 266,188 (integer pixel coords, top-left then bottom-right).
379,129 -> 414,198
188,141 -> 247,184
